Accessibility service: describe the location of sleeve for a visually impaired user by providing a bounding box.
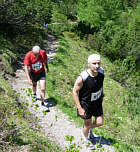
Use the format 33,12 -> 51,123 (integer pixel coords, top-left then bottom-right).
80,70 -> 89,82
99,67 -> 104,74
24,53 -> 30,66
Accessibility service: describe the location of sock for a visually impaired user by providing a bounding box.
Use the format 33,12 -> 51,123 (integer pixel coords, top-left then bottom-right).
81,129 -> 89,141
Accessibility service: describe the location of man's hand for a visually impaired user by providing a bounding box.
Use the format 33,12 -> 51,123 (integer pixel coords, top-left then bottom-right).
45,64 -> 49,73
28,79 -> 33,85
46,67 -> 49,73
78,107 -> 85,117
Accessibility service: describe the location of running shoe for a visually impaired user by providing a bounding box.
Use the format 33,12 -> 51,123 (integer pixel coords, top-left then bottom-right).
41,101 -> 44,106
89,128 -> 95,140
81,130 -> 95,150
40,94 -> 45,106
85,139 -> 96,150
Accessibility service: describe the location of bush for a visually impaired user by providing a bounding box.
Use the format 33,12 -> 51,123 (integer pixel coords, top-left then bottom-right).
0,77 -> 18,151
111,57 -> 135,84
77,0 -> 124,28
111,56 -> 140,117
0,0 -> 52,28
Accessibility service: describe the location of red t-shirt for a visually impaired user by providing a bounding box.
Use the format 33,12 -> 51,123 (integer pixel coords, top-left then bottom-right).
24,50 -> 47,73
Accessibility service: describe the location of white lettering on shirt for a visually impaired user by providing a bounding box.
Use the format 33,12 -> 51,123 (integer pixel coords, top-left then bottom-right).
91,88 -> 102,101
32,61 -> 42,71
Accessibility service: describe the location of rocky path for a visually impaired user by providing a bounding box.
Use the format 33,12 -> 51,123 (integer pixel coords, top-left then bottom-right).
11,34 -> 116,152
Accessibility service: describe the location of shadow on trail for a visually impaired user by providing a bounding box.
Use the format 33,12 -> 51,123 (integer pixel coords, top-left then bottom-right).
91,135 -> 133,151
36,97 -> 57,112
91,135 -> 111,147
45,97 -> 57,107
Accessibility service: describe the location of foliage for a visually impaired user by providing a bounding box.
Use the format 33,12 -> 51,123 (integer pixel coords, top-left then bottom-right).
66,135 -> 80,152
98,3 -> 140,60
111,57 -> 136,85
0,0 -> 52,28
0,0 -> 53,48
47,22 -> 77,37
48,0 -> 78,36
77,0 -> 124,28
0,49 -> 17,74
51,10 -> 68,24
76,0 -> 140,70
111,57 -> 140,117
52,0 -> 78,21
0,77 -> 18,150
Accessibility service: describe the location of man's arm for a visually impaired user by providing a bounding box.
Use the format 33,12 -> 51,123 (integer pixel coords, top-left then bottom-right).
24,66 -> 32,85
73,76 -> 85,116
44,59 -> 49,73
101,87 -> 104,102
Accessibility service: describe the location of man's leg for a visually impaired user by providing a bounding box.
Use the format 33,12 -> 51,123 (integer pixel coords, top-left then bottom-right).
32,82 -> 37,95
82,118 -> 93,138
82,115 -> 104,137
82,116 -> 104,138
88,116 -> 104,139
92,115 -> 104,128
82,118 -> 96,150
39,79 -> 46,105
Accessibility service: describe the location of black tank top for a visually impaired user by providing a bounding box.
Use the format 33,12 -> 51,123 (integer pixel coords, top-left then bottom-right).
79,69 -> 104,104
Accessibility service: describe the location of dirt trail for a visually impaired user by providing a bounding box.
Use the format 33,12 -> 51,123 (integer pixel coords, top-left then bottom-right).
11,34 -> 116,152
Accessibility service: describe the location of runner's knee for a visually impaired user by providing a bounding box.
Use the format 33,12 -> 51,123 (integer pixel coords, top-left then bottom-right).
96,121 -> 104,127
84,119 -> 92,128
41,88 -> 45,92
84,124 -> 92,129
95,116 -> 104,127
33,83 -> 37,87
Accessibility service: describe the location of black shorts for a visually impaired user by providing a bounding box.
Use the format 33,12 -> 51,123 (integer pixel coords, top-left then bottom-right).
29,70 -> 46,82
77,100 -> 103,119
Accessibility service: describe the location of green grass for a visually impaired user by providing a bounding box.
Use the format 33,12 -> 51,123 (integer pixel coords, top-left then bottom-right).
7,116 -> 62,152
46,32 -> 140,152
0,75 -> 63,152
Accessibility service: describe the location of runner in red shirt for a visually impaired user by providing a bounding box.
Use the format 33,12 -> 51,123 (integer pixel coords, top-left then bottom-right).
24,45 -> 49,105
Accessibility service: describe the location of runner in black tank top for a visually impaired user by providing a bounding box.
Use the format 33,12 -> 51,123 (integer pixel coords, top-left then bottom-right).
79,69 -> 104,117
73,54 -> 105,150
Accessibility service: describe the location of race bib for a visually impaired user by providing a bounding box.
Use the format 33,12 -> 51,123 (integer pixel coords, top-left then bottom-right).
32,61 -> 42,71
91,88 -> 102,101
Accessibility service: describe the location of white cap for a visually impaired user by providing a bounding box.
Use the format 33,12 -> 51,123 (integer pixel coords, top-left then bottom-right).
32,46 -> 40,54
88,54 -> 100,63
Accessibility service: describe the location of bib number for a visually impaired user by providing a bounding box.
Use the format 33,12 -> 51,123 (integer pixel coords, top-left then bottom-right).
32,61 -> 42,71
91,88 -> 102,101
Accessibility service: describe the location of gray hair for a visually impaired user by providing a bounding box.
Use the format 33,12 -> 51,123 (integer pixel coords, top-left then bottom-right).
32,46 -> 40,54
